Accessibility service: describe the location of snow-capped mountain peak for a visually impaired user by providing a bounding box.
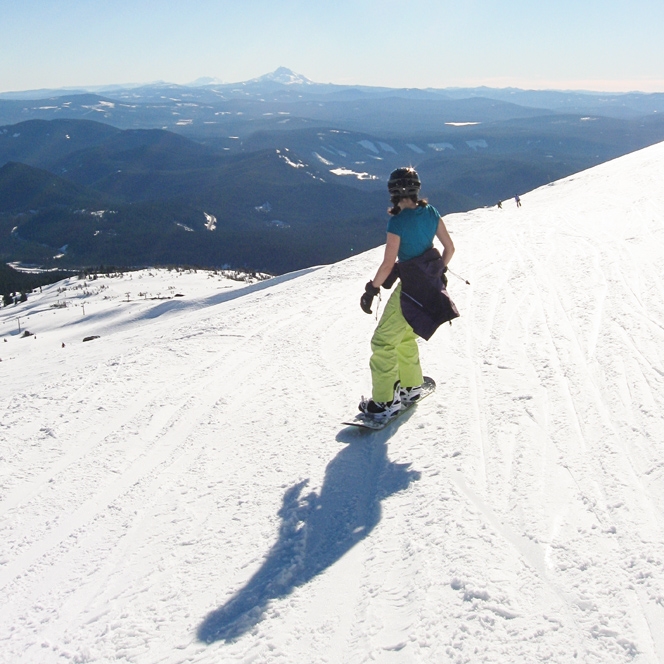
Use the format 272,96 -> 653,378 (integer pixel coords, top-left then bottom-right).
250,66 -> 313,85
187,76 -> 226,87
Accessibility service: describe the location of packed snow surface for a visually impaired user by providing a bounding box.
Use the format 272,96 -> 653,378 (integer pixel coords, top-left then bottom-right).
2,143 -> 664,663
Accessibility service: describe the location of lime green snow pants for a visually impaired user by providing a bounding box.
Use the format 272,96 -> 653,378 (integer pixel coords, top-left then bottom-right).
370,284 -> 424,402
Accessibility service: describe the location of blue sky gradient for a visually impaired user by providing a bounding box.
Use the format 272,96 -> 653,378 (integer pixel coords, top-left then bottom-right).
2,0 -> 663,93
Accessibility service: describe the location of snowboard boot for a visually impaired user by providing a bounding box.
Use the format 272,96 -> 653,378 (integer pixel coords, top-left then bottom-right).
358,383 -> 402,421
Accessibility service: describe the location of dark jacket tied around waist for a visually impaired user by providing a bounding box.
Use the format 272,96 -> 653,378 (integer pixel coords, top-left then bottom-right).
385,247 -> 460,340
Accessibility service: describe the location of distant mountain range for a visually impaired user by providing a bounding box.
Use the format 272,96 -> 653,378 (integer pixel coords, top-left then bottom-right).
1,68 -> 664,274
4,67 -> 664,117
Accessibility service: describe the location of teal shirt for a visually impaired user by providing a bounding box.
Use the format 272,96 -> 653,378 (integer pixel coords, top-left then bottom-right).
387,204 -> 441,262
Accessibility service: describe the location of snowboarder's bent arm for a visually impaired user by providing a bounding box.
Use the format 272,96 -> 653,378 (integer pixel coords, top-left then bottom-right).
372,232 -> 401,288
436,217 -> 455,267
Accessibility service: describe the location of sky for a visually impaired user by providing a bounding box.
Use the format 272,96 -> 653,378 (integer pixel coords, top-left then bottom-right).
1,0 -> 664,93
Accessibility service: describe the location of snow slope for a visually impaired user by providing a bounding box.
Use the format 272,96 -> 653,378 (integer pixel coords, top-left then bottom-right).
2,142 -> 664,663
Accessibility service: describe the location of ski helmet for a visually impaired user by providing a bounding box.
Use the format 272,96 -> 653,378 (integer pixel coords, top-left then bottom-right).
387,167 -> 421,197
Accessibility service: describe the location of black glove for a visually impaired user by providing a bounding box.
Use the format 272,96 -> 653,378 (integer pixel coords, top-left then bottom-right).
360,281 -> 380,314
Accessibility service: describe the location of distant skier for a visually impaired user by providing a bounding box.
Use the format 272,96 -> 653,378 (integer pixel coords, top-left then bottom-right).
515,194 -> 521,207
358,167 -> 456,422
496,200 -> 502,209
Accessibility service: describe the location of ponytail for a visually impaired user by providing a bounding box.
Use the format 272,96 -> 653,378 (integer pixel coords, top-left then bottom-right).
388,194 -> 429,216
388,196 -> 402,216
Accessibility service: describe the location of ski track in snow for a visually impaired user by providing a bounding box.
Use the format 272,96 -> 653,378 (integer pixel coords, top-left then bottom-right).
1,143 -> 664,662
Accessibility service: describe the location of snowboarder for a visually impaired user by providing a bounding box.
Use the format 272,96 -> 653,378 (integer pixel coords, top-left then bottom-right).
358,167 -> 456,421
497,200 -> 502,209
515,194 -> 521,207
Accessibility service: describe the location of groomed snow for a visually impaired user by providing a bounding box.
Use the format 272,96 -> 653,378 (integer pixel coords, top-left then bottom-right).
2,142 -> 664,663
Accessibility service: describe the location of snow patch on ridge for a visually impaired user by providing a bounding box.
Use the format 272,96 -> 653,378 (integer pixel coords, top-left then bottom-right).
330,168 -> 378,180
312,152 -> 334,166
204,212 -> 217,231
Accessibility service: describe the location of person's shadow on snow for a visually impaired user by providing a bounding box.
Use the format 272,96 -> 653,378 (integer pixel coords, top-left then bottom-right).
197,429 -> 420,643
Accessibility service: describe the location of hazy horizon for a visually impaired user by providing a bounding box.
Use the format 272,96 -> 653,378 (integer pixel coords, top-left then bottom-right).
1,67 -> 662,97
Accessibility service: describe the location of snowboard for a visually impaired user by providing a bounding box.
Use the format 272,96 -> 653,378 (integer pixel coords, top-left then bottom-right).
343,377 -> 436,431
